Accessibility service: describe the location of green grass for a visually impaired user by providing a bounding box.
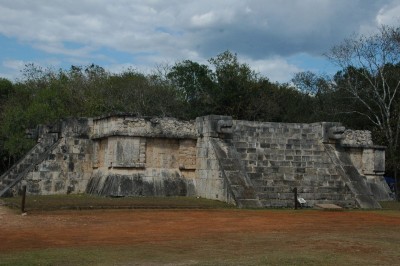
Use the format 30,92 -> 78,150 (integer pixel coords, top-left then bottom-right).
1,194 -> 234,211
379,200 -> 400,210
1,232 -> 398,266
0,246 -> 359,266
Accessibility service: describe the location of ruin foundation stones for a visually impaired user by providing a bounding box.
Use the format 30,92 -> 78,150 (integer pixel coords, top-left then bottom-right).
0,114 -> 392,208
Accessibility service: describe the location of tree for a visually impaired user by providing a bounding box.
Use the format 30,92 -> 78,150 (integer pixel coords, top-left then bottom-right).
166,51 -> 315,122
167,51 -> 288,120
167,60 -> 215,118
208,51 -> 263,119
291,71 -> 350,123
0,78 -> 14,101
292,71 -> 332,96
326,25 -> 400,199
0,78 -> 15,173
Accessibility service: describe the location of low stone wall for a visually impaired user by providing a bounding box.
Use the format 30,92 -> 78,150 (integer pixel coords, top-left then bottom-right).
91,115 -> 197,139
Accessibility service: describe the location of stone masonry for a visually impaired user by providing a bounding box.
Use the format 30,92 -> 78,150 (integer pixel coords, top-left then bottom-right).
0,114 -> 392,209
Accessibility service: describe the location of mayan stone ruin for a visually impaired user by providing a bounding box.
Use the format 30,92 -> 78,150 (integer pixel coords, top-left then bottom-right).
0,114 -> 392,208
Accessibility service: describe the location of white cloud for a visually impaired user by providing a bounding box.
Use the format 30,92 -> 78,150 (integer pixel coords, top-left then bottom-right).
32,42 -> 95,58
190,8 -> 235,28
3,59 -> 26,70
376,2 -> 400,26
0,0 -> 398,83
191,12 -> 217,27
243,56 -> 302,83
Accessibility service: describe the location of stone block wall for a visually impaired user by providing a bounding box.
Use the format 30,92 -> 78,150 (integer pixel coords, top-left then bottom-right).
91,115 -> 197,139
195,137 -> 231,202
93,136 -> 146,168
25,137 -> 93,194
23,118 -> 93,195
87,137 -> 197,197
0,129 -> 59,197
339,130 -> 389,201
195,116 -> 236,204
1,114 -> 391,208
86,116 -> 198,197
230,120 -> 355,207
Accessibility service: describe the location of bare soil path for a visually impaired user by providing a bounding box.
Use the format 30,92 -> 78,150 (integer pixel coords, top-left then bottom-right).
1,206 -> 400,265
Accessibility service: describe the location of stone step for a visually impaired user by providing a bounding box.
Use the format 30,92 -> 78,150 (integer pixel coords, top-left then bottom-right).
257,191 -> 350,201
259,198 -> 356,208
233,142 -> 324,150
255,184 -> 347,193
224,171 -> 244,185
229,185 -> 251,199
0,135 -> 59,197
251,179 -> 346,188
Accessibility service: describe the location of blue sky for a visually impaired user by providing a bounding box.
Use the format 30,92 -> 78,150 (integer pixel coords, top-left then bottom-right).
0,0 -> 399,83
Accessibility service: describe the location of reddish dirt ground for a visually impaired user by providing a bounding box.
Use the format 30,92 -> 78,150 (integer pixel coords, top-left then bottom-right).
1,206 -> 399,254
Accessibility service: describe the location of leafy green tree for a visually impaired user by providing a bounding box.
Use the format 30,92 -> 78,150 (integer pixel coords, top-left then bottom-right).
240,78 -> 281,121
0,82 -> 35,170
0,78 -> 14,102
291,71 -> 347,123
166,51 -> 317,122
268,84 -> 317,123
0,78 -> 15,172
167,60 -> 215,118
208,51 -> 259,119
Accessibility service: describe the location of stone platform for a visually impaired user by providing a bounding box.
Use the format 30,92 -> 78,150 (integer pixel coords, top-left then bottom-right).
0,114 -> 392,209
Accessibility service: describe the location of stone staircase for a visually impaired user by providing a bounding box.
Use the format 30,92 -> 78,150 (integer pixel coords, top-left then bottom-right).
324,143 -> 381,208
0,133 -> 60,197
229,121 -> 356,208
210,138 -> 262,208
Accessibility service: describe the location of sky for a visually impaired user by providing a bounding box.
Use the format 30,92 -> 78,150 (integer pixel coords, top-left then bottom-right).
0,0 -> 399,83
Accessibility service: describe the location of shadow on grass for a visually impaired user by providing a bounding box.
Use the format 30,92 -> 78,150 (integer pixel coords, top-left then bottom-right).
1,194 -> 234,211
379,200 -> 400,210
